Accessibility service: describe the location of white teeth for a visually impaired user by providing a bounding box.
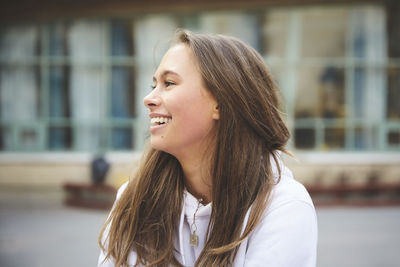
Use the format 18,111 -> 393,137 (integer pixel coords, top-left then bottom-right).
150,117 -> 171,126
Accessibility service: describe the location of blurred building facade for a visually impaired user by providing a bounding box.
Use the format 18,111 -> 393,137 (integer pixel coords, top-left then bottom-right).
0,0 -> 399,190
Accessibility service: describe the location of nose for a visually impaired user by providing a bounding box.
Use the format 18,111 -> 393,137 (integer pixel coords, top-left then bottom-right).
143,90 -> 161,109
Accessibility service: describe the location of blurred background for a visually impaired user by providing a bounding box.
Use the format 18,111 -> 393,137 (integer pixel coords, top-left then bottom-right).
0,0 -> 399,266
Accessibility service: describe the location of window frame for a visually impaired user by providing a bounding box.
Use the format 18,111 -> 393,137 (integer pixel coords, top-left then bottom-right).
0,20 -> 139,152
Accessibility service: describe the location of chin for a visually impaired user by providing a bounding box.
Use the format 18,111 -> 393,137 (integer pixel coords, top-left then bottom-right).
150,138 -> 178,158
150,137 -> 168,152
150,139 -> 162,150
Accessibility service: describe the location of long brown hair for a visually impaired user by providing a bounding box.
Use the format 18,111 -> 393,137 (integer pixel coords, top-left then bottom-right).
99,30 -> 290,267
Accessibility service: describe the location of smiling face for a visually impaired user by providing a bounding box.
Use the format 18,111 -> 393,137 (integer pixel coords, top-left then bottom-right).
143,44 -> 219,159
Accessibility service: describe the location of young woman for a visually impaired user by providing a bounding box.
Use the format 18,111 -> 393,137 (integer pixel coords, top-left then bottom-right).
98,30 -> 317,267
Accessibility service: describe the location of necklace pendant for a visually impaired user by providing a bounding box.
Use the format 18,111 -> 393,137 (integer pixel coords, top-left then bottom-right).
190,233 -> 199,247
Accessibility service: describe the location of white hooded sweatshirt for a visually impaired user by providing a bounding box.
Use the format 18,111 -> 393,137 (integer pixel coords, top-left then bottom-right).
98,158 -> 318,267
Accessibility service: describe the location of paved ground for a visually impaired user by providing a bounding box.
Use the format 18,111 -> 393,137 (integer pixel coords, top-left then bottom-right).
0,191 -> 399,267
316,207 -> 400,267
0,191 -> 107,267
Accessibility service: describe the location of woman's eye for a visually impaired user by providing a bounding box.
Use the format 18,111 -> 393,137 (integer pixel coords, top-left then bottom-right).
150,85 -> 156,90
165,81 -> 175,87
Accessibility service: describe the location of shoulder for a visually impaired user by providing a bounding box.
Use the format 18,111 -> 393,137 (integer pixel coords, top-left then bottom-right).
116,180 -> 130,200
267,166 -> 314,214
260,167 -> 317,237
248,163 -> 317,245
243,167 -> 318,266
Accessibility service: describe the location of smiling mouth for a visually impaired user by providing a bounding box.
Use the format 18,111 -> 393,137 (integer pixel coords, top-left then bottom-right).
150,117 -> 172,126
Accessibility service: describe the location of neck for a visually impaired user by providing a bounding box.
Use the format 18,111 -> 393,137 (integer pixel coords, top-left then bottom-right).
176,152 -> 212,204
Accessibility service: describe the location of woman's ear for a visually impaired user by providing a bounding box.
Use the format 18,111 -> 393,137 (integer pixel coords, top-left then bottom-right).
212,105 -> 220,120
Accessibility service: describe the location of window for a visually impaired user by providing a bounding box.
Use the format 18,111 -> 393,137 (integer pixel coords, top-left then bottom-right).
262,5 -> 399,151
1,5 -> 399,153
0,19 -> 137,152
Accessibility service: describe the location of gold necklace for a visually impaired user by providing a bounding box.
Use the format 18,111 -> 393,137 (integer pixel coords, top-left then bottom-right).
190,198 -> 203,247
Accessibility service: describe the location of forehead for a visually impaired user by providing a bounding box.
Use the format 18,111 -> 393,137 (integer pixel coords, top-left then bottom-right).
155,44 -> 198,77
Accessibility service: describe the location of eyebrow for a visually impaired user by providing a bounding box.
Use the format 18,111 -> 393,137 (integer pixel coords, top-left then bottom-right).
153,70 -> 181,82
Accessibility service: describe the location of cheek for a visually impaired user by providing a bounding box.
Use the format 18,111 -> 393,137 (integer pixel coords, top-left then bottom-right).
165,87 -> 217,139
175,100 -> 215,136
